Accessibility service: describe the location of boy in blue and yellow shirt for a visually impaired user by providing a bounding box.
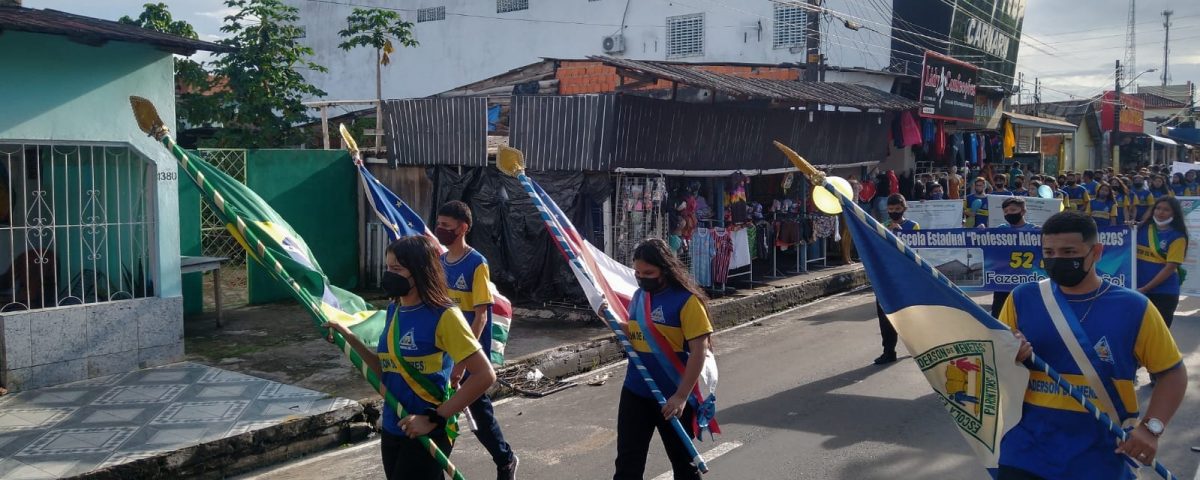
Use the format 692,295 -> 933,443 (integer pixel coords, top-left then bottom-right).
999,211 -> 1186,480
435,200 -> 520,479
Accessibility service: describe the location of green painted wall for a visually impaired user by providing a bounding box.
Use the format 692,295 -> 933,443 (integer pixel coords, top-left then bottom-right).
0,31 -> 182,298
178,175 -> 203,314
245,150 -> 359,304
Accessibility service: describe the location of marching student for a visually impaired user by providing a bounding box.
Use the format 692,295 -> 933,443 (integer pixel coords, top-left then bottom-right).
1170,173 -> 1189,197
1186,170 -> 1200,196
991,197 -> 1037,319
1062,174 -> 1091,212
875,194 -> 919,365
325,235 -> 496,480
992,174 -> 1013,196
1012,175 -> 1029,196
964,177 -> 990,228
1085,183 -> 1118,227
1081,170 -> 1100,197
1110,178 -> 1133,225
612,238 -> 715,480
1044,177 -> 1072,210
435,200 -> 520,480
1136,197 -> 1189,329
1150,175 -> 1172,200
1000,211 -> 1187,480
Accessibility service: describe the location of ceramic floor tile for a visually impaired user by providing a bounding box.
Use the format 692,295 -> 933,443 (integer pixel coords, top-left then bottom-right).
20,389 -> 94,406
257,382 -> 326,400
150,400 -> 249,425
145,427 -> 206,446
0,458 -> 74,480
15,426 -> 138,456
78,407 -> 152,424
51,373 -> 127,389
91,384 -> 187,405
0,408 -> 76,432
197,369 -> 262,384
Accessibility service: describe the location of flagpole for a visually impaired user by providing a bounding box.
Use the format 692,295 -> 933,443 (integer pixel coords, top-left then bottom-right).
497,146 -> 709,474
773,141 -> 1179,480
128,98 -> 465,480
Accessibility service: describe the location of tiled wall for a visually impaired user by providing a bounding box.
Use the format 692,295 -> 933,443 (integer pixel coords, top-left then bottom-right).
0,297 -> 184,391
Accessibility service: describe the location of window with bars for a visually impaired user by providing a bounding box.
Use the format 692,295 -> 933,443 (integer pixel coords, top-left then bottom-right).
497,0 -> 528,13
417,6 -> 446,22
666,13 -> 704,58
0,143 -> 157,312
773,3 -> 807,48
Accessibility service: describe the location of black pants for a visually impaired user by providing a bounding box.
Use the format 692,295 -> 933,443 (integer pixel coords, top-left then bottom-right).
1146,293 -> 1180,328
468,392 -> 515,466
996,465 -> 1047,480
877,301 -> 897,354
991,292 -> 1010,319
381,429 -> 453,480
614,388 -> 701,480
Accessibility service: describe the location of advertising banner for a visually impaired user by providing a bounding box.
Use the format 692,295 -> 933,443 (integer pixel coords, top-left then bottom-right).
986,195 -> 1063,227
1175,197 -> 1200,296
920,51 -> 979,122
896,227 -> 1136,292
907,199 -> 966,229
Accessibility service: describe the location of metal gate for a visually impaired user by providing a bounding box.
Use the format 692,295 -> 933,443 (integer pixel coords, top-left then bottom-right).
611,174 -> 667,267
194,149 -> 248,266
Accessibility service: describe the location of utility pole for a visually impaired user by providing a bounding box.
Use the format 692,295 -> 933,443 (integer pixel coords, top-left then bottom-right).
1162,10 -> 1173,86
1017,72 -> 1023,106
1113,60 -> 1123,161
1034,77 -> 1041,115
803,0 -> 821,82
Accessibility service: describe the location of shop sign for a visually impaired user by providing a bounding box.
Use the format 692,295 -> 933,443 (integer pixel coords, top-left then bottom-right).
920,51 -> 979,123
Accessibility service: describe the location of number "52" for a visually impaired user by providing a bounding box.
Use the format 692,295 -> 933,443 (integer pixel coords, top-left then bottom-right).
1009,252 -> 1041,269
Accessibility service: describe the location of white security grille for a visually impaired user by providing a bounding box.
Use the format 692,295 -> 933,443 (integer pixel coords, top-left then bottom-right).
193,149 -> 247,267
612,175 -> 667,267
667,13 -> 704,58
497,0 -> 528,13
417,6 -> 446,22
0,143 -> 157,312
773,3 -> 808,48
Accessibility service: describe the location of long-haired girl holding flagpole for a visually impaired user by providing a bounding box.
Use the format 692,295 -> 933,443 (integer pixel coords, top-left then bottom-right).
1136,197 -> 1189,329
326,236 -> 496,480
613,238 -> 716,480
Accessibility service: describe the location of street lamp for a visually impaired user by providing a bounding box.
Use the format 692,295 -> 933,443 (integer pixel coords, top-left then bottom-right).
1126,68 -> 1158,89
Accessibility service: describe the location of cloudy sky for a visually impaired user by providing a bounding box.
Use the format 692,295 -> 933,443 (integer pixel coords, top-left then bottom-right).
24,0 -> 1200,102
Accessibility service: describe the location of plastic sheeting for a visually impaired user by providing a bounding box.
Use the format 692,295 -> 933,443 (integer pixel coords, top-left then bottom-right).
429,166 -> 611,304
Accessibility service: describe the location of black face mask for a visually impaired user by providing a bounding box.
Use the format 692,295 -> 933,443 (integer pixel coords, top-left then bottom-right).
381,271 -> 413,298
888,211 -> 904,221
1004,213 -> 1024,225
1044,251 -> 1093,287
434,227 -> 460,246
637,276 -> 666,293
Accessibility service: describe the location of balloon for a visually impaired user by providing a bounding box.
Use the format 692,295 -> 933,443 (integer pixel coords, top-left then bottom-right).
812,176 -> 853,215
1038,185 -> 1054,198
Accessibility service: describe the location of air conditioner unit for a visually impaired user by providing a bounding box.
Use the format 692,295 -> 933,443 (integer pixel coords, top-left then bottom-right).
602,34 -> 625,54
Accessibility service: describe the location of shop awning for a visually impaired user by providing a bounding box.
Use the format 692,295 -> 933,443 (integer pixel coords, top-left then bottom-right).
1148,134 -> 1178,146
1003,111 -> 1077,133
1166,127 -> 1200,145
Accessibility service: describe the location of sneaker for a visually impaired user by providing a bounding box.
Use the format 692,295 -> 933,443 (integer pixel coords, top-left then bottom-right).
873,351 -> 897,365
498,454 -> 519,480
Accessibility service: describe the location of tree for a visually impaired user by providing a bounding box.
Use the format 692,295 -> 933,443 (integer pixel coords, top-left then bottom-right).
119,3 -> 217,129
209,0 -> 328,148
338,8 -> 417,151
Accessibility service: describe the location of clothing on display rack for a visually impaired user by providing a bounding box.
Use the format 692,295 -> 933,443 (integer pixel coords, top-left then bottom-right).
690,227 -> 715,287
730,229 -> 751,270
812,215 -> 837,240
712,229 -> 734,284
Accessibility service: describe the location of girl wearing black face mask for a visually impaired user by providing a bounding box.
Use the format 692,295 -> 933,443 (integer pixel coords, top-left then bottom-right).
1086,184 -> 1117,227
1136,198 -> 1190,328
613,238 -> 715,480
326,235 -> 496,480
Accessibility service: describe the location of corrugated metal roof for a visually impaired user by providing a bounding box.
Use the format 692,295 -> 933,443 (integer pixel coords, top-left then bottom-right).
0,7 -> 231,55
1004,111 -> 1077,133
589,55 -> 919,111
382,98 -> 488,167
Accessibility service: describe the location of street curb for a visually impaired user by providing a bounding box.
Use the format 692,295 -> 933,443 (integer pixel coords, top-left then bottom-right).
494,265 -> 869,388
73,401 -> 370,480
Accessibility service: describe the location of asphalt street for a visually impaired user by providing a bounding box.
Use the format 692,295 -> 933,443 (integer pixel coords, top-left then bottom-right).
237,289 -> 1200,480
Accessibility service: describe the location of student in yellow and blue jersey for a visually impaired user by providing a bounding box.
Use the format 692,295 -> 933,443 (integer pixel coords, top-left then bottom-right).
992,174 -> 1013,196
1110,179 -> 1132,225
1130,175 -> 1156,222
1149,175 -> 1171,200
1044,177 -> 1072,211
1170,173 -> 1189,197
325,235 -> 495,480
874,194 -> 919,365
999,211 -> 1187,480
1186,170 -> 1200,195
990,197 -> 1038,319
612,238 -> 714,480
1081,170 -> 1100,197
1062,173 -> 1091,212
1012,175 -> 1030,197
1137,197 -> 1190,328
964,177 -> 990,228
434,200 -> 520,479
1085,182 -> 1118,227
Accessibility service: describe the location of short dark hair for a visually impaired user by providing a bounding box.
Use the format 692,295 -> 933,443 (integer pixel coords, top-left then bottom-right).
887,193 -> 907,206
1042,211 -> 1098,243
437,200 -> 472,226
1002,197 -> 1026,209
1083,170 -> 1095,178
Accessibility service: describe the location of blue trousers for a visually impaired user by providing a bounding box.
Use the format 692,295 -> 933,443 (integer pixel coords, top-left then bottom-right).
468,392 -> 515,466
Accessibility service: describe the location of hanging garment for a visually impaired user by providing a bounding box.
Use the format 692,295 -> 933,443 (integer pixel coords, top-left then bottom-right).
775,220 -> 802,247
966,134 -> 980,165
899,111 -> 922,147
934,120 -> 947,158
922,118 -> 936,144
730,228 -> 751,269
712,229 -> 734,284
690,228 -> 715,287
812,215 -> 837,239
1003,119 -> 1016,158
747,224 -> 759,259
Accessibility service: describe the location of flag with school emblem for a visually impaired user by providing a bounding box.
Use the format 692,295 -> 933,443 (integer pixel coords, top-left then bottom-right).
841,192 -> 1031,476
354,161 -> 514,365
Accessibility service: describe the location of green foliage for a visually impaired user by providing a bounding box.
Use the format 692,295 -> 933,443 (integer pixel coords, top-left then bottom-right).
208,0 -> 328,148
337,7 -> 417,65
119,3 -> 216,129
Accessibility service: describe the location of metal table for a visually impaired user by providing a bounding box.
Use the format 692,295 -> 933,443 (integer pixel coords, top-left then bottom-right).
181,256 -> 229,327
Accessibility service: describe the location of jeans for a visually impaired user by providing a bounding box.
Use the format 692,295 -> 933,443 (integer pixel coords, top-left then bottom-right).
468,392 -> 515,466
1146,293 -> 1180,328
614,388 -> 701,480
877,301 -> 897,354
381,429 -> 452,480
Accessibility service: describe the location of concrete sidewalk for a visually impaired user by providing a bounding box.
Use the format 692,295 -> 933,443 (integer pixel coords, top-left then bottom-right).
0,263 -> 864,479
